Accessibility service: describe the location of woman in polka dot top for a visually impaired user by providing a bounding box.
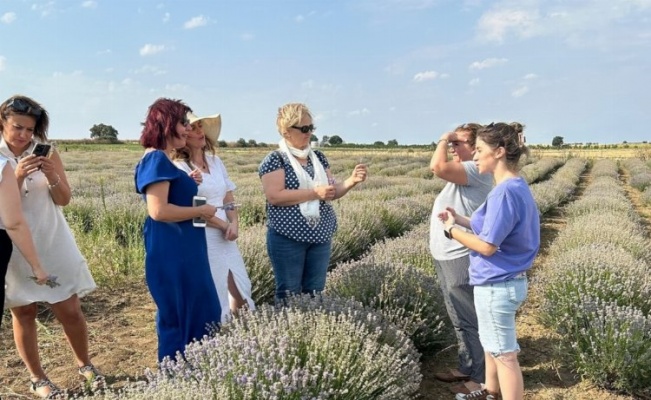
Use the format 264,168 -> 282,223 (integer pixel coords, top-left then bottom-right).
259,103 -> 367,302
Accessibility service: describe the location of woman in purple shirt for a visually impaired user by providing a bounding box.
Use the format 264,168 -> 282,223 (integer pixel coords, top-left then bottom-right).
439,122 -> 540,400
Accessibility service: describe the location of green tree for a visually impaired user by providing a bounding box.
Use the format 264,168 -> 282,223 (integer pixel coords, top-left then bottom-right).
89,123 -> 118,141
374,141 -> 385,146
328,135 -> 343,145
248,139 -> 257,147
310,134 -> 319,143
552,136 -> 564,147
236,138 -> 248,147
387,139 -> 398,146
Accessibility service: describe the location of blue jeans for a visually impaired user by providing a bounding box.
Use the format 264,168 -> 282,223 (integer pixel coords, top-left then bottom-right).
266,228 -> 332,301
474,275 -> 528,357
434,256 -> 485,383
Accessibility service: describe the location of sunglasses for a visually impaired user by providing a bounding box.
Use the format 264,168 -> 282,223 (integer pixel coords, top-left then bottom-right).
6,98 -> 43,118
181,116 -> 191,127
291,124 -> 316,134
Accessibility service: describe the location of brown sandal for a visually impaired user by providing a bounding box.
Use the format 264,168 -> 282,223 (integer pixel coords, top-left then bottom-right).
30,378 -> 66,399
79,364 -> 106,391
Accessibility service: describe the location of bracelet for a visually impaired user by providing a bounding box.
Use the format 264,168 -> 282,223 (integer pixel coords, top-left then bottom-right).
48,174 -> 61,189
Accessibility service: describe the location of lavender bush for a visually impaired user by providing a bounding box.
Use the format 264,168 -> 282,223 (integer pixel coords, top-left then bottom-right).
151,295 -> 422,399
326,259 -> 446,354
564,297 -> 651,393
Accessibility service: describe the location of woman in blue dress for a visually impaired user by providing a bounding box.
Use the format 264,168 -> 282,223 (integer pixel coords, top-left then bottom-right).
134,98 -> 221,362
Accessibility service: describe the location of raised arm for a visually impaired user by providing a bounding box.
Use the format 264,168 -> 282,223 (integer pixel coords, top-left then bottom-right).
430,132 -> 469,185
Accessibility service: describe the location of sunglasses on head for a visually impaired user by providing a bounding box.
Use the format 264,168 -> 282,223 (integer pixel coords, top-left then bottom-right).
6,98 -> 42,118
291,124 -> 316,134
181,116 -> 191,127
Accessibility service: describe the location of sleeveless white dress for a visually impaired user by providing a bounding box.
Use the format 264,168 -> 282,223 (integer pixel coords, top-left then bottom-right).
175,155 -> 255,322
1,141 -> 96,309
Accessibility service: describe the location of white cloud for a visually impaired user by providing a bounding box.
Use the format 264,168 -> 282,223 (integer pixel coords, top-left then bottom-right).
524,73 -> 537,79
476,8 -> 539,43
1,12 -> 17,24
301,80 -> 314,90
81,1 -> 97,9
133,65 -> 167,76
348,108 -> 371,116
31,2 -> 56,17
162,12 -> 170,23
0,56 -> 5,72
184,15 -> 208,29
413,70 -> 439,82
139,44 -> 165,56
469,57 -> 508,70
295,15 -> 305,23
164,83 -> 188,92
439,73 -> 450,79
512,86 -> 529,97
96,49 -> 112,55
469,78 -> 480,86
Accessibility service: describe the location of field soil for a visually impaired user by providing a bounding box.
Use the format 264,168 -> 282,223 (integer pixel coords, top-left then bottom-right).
1,166 -> 649,399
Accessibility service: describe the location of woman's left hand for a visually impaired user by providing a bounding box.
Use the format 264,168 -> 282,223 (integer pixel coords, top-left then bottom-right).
225,223 -> 238,241
350,164 -> 368,184
38,156 -> 57,180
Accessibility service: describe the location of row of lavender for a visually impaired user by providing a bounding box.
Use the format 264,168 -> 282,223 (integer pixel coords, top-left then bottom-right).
624,158 -> 651,205
539,159 -> 651,395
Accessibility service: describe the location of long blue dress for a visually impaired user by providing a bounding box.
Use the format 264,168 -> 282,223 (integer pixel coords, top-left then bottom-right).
135,150 -> 221,361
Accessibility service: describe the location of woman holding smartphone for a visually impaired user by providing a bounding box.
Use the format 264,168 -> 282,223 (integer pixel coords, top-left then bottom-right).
135,98 -> 221,362
173,111 -> 255,322
0,95 -> 103,398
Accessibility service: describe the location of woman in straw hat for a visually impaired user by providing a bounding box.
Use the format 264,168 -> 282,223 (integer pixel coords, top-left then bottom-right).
173,111 -> 255,322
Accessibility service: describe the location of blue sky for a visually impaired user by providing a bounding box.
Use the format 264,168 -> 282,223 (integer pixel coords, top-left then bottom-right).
1,0 -> 650,145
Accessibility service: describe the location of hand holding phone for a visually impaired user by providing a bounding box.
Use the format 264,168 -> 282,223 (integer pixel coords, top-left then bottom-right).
31,143 -> 52,158
192,196 -> 208,227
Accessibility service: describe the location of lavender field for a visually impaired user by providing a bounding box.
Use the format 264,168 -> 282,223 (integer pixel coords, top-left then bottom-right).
1,146 -> 650,399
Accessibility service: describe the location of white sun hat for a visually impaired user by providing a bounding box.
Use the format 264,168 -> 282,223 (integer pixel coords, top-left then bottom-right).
187,112 -> 222,142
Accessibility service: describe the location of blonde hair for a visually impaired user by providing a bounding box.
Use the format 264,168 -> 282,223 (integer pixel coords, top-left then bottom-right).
276,103 -> 312,137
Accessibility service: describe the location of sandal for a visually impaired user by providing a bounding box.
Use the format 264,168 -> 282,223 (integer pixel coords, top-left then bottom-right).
78,364 -> 106,390
30,378 -> 66,399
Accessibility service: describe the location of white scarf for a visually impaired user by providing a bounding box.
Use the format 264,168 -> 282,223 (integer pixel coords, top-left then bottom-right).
278,139 -> 328,228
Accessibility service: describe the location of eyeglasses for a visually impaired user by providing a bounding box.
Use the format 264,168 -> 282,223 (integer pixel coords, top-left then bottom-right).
6,98 -> 42,118
448,139 -> 470,148
291,124 -> 316,134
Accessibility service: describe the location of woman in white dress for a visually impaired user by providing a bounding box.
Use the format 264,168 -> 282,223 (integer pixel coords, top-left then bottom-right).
172,112 -> 255,322
0,95 -> 104,399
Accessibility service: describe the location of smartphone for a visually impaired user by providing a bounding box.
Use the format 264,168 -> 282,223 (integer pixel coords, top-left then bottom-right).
32,143 -> 51,158
192,196 -> 207,228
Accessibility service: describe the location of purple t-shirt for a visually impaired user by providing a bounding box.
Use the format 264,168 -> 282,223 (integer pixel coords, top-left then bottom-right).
469,177 -> 540,285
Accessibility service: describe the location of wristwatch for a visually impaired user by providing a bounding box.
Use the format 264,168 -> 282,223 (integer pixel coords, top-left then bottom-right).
443,225 -> 455,240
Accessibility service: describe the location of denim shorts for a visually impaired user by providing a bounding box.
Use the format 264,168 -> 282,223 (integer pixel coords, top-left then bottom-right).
474,274 -> 528,357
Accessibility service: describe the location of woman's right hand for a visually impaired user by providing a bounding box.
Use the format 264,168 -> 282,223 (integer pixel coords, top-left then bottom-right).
314,185 -> 336,201
198,204 -> 218,220
31,266 -> 50,285
189,168 -> 203,185
15,155 -> 42,180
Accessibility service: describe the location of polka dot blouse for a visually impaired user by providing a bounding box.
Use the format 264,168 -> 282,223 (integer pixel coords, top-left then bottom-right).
259,150 -> 337,243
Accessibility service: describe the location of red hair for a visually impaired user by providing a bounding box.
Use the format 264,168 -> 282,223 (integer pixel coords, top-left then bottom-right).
139,98 -> 192,149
